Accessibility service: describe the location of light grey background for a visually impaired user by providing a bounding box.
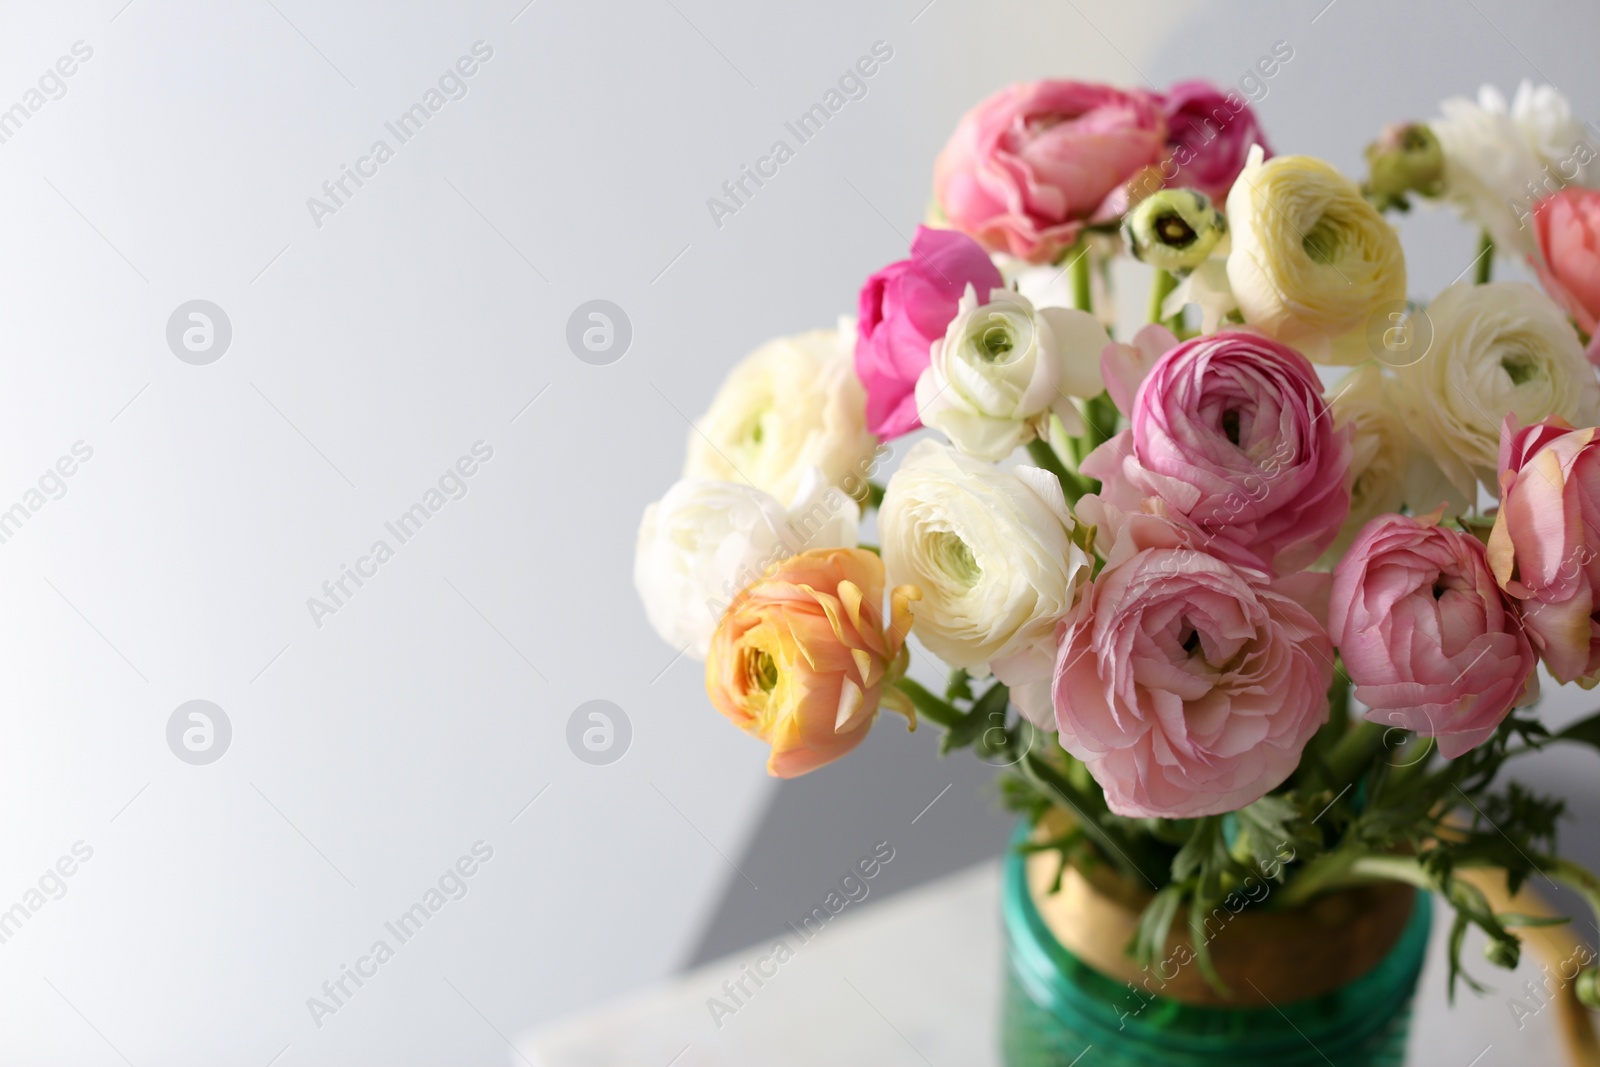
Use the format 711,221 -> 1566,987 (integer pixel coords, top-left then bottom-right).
0,1 -> 1596,1065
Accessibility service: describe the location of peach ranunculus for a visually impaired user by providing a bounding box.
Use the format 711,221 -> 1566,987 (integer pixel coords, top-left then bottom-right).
1487,416 -> 1600,686
1532,187 -> 1600,342
934,80 -> 1167,264
706,548 -> 919,778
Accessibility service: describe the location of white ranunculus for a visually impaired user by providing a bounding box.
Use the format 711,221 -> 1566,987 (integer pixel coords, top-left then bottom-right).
913,287 -> 1108,462
683,323 -> 878,505
1161,258 -> 1238,334
1432,82 -> 1600,257
1318,361 -> 1465,556
634,471 -> 859,659
1395,281 -> 1600,500
880,440 -> 1090,722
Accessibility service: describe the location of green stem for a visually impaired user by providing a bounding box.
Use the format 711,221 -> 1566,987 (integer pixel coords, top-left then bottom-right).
1278,849 -> 1363,907
863,481 -> 885,512
1538,854 -> 1600,926
1323,719 -> 1387,787
1081,393 -> 1117,455
1026,438 -> 1093,505
1070,243 -> 1092,313
1147,268 -> 1179,324
1475,231 -> 1494,285
1019,746 -> 1164,888
1300,671 -> 1352,790
892,678 -> 964,729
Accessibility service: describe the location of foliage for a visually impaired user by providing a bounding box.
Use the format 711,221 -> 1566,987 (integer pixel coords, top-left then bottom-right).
907,670 -> 1600,1000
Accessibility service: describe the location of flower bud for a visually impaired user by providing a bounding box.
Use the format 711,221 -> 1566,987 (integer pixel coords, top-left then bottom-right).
1578,967 -> 1600,1010
1483,935 -> 1520,970
1362,122 -> 1445,212
1122,189 -> 1226,274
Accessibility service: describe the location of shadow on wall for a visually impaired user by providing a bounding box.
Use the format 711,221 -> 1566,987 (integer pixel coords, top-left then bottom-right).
684,699 -> 1016,966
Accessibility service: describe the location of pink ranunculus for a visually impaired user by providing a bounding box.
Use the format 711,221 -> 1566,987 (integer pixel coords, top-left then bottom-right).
1333,512 -> 1539,759
1081,330 -> 1353,577
1487,416 -> 1600,685
1531,188 -> 1600,348
933,80 -> 1167,264
1051,510 -> 1333,819
855,226 -> 1004,438
1159,80 -> 1273,205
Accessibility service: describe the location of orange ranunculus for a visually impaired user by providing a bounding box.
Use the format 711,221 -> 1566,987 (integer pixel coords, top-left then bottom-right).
706,547 -> 919,778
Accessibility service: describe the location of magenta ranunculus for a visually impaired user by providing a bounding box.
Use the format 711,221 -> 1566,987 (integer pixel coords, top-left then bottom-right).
1081,330 -> 1353,577
933,80 -> 1167,264
1051,510 -> 1333,819
1488,416 -> 1600,685
1160,80 -> 1273,205
1333,512 -> 1539,759
854,226 -> 1004,438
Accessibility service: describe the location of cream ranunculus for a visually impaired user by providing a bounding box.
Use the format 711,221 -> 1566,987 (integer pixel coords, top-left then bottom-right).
684,324 -> 878,504
913,287 -> 1109,462
1432,82 -> 1600,257
879,440 -> 1091,722
1396,281 -> 1600,499
1226,145 -> 1406,363
1324,364 -> 1413,558
634,471 -> 859,659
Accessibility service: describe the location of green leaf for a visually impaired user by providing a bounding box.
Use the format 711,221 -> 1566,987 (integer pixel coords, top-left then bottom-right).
1555,708 -> 1600,751
1498,913 -> 1571,929
1020,749 -> 1165,888
940,681 -> 1009,754
945,668 -> 973,705
1446,913 -> 1488,1002
893,678 -> 964,730
1130,885 -> 1184,966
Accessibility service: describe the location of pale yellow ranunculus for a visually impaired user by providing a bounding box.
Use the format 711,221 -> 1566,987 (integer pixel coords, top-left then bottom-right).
1226,146 -> 1406,364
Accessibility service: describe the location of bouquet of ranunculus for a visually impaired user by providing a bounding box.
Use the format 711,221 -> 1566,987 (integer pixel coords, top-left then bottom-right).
636,74 -> 1600,1004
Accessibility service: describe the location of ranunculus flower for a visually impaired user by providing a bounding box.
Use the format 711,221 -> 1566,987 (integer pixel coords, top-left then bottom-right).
684,325 -> 879,504
1160,79 -> 1272,204
1531,187 -> 1600,340
634,471 -> 859,659
1051,510 -> 1333,819
855,226 -> 1004,439
1325,365 -> 1412,559
1321,366 -> 1464,559
1225,146 -> 1407,363
1121,188 -> 1227,275
933,80 -> 1167,263
1488,417 -> 1600,685
1332,512 -> 1539,758
1081,329 -> 1353,577
705,548 -> 919,778
1432,81 -> 1600,258
914,287 -> 1109,462
879,440 -> 1091,714
1394,281 -> 1600,500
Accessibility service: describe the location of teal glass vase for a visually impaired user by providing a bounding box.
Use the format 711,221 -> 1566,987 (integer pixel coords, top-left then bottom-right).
1000,826 -> 1432,1066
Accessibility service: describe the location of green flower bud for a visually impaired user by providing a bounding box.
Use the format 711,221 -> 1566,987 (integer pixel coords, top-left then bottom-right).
1362,122 -> 1445,213
1122,189 -> 1226,274
1577,967 -> 1600,1010
1483,935 -> 1520,970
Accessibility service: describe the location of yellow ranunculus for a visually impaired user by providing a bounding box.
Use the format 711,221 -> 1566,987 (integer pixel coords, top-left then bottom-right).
1226,146 -> 1406,364
706,548 -> 918,778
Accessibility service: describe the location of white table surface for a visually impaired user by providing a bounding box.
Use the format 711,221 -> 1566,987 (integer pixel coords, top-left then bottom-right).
516,861 -> 1567,1067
